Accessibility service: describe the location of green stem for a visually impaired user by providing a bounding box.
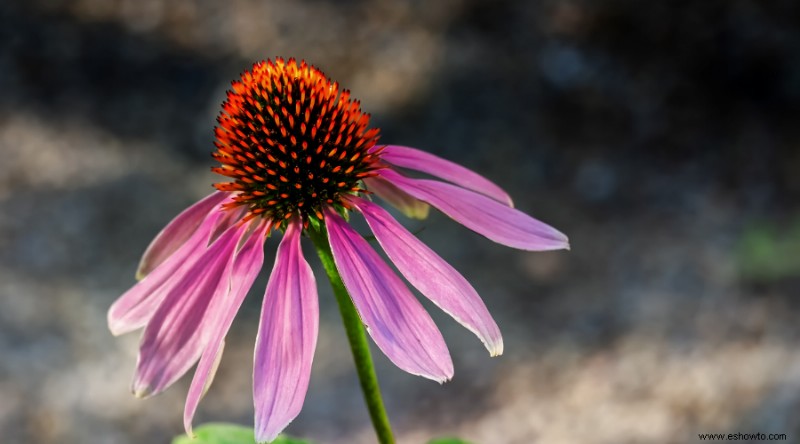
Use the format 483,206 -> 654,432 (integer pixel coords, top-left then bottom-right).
308,226 -> 396,444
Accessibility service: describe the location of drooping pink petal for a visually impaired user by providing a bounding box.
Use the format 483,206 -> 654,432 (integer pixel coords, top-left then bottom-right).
136,191 -> 228,279
183,220 -> 269,437
350,196 -> 503,356
253,219 -> 319,443
379,145 -> 514,206
131,221 -> 246,398
364,177 -> 430,220
324,208 -> 453,382
379,169 -> 569,251
108,210 -> 225,336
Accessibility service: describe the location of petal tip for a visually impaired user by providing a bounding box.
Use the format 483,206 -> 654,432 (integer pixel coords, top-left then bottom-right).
489,348 -> 504,358
541,232 -> 570,251
488,340 -> 504,357
182,423 -> 196,441
131,384 -> 152,399
107,314 -> 138,336
254,425 -> 285,444
547,228 -> 570,250
432,362 -> 455,384
404,366 -> 454,385
410,204 -> 431,220
107,310 -> 129,336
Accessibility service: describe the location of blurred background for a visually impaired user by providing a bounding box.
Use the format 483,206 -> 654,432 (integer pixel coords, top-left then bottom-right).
1,0 -> 799,443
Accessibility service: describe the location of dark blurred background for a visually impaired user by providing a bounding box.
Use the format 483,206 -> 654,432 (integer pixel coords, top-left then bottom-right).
1,1 -> 799,443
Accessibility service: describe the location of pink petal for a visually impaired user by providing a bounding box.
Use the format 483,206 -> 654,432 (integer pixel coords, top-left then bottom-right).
209,203 -> 249,244
137,191 -> 228,279
350,196 -> 503,356
324,208 -> 453,382
131,221 -> 245,398
363,177 -> 430,220
108,210 -> 225,336
253,219 -> 319,443
183,220 -> 269,437
379,169 -> 569,251
380,145 -> 514,206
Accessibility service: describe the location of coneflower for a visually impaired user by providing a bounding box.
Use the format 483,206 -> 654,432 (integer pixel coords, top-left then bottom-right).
108,57 -> 568,443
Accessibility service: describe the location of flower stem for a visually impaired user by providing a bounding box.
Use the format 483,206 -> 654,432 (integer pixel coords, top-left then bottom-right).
308,226 -> 396,444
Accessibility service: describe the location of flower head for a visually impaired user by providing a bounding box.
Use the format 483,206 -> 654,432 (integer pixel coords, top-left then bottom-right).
211,59 -> 381,225
109,57 -> 568,443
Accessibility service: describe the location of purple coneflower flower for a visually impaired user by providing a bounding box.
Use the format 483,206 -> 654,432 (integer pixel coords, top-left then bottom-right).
108,58 -> 568,442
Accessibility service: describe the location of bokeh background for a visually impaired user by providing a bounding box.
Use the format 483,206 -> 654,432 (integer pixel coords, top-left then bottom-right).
2,0 -> 799,443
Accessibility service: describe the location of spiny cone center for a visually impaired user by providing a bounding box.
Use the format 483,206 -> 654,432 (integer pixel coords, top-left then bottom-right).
212,58 -> 382,224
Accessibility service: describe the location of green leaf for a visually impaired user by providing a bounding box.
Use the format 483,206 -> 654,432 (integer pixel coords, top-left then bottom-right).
171,423 -> 313,444
427,438 -> 474,444
738,215 -> 800,281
